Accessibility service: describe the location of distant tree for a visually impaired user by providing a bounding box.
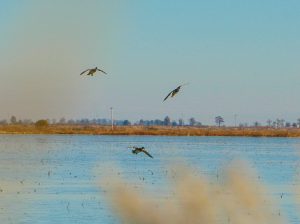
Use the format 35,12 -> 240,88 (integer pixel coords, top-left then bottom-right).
285,122 -> 291,128
279,119 -> 285,128
171,120 -> 178,126
0,119 -> 7,125
272,121 -> 277,128
67,119 -> 75,124
139,119 -> 144,125
253,121 -> 260,127
115,120 -> 122,125
123,120 -> 131,126
79,119 -> 89,125
178,118 -> 184,126
164,116 -> 171,126
266,119 -> 272,127
10,116 -> 17,124
97,119 -> 108,125
297,118 -> 300,128
275,119 -> 281,128
22,119 -> 33,124
154,119 -> 163,126
239,123 -> 249,128
215,116 -> 224,127
292,123 -> 297,128
189,118 -> 196,126
254,121 -> 261,127
59,117 -> 66,124
35,119 -> 49,128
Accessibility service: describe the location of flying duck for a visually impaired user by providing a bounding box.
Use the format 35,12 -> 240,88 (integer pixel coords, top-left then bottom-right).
80,67 -> 107,76
163,83 -> 188,101
129,146 -> 153,158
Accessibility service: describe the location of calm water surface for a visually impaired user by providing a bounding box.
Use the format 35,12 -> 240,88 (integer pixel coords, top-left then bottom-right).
0,135 -> 300,223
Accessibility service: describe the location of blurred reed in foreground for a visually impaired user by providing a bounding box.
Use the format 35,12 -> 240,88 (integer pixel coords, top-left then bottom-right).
103,163 -> 287,224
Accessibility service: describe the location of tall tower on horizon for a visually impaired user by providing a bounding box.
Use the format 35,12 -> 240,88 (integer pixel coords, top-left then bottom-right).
110,107 -> 114,130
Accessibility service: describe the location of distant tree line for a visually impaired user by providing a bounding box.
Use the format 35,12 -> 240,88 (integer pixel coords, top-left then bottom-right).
52,117 -> 132,126
238,118 -> 300,128
3,115 -> 300,128
0,115 -> 203,127
0,116 -> 33,125
136,116 -> 202,127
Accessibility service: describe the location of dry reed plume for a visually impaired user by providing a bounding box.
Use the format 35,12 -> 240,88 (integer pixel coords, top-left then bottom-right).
103,163 -> 287,224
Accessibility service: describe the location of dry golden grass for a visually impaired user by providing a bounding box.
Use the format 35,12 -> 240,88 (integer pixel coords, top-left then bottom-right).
0,124 -> 300,137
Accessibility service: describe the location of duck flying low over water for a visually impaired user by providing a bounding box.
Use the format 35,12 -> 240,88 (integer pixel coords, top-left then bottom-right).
80,67 -> 107,76
129,146 -> 153,158
163,83 -> 189,102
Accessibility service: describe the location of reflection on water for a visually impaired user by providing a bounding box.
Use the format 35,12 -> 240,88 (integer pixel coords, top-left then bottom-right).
0,135 -> 299,223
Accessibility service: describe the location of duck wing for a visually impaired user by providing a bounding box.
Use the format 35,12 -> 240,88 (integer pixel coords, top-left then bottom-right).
141,149 -> 153,158
163,89 -> 174,101
96,68 -> 107,74
180,82 -> 189,87
80,69 -> 90,75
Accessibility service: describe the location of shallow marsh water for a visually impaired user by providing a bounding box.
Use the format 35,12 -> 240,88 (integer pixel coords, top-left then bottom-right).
0,135 -> 300,223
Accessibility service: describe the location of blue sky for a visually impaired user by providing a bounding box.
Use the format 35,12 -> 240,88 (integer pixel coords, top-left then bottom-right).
0,0 -> 300,125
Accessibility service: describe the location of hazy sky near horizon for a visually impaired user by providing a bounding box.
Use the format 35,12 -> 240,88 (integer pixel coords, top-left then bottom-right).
1,0 -> 300,125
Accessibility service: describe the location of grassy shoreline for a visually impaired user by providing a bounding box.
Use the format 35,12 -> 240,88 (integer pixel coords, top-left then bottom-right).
0,124 -> 300,137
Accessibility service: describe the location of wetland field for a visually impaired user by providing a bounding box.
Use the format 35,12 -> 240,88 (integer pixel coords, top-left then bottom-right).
0,135 -> 300,223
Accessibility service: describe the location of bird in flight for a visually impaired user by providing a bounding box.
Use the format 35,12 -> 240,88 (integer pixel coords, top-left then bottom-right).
163,83 -> 189,101
129,146 -> 153,158
80,67 -> 107,76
